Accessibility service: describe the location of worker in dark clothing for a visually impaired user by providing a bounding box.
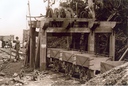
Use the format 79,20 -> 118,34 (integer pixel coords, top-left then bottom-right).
24,39 -> 30,67
1,37 -> 4,48
15,37 -> 20,60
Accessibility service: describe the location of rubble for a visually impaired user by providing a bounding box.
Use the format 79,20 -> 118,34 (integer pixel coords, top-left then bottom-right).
0,49 -> 82,86
1,48 -> 128,86
85,62 -> 128,85
0,72 -> 5,77
13,73 -> 18,77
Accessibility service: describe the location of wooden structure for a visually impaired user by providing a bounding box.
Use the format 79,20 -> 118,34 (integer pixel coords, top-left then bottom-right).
26,16 -> 128,81
23,29 -> 29,43
25,0 -> 128,82
0,35 -> 14,41
100,61 -> 125,73
0,35 -> 14,48
27,17 -> 117,70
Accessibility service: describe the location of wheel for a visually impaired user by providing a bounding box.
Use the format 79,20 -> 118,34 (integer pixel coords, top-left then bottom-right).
53,59 -> 61,72
64,62 -> 69,76
80,11 -> 88,18
68,63 -> 74,78
54,8 -> 59,18
78,66 -> 84,82
55,59 -> 60,72
46,57 -> 50,68
78,66 -> 89,82
87,69 -> 92,80
52,58 -> 57,71
46,8 -> 53,18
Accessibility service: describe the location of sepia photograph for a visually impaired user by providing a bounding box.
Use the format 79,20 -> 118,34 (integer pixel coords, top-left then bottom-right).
0,0 -> 128,86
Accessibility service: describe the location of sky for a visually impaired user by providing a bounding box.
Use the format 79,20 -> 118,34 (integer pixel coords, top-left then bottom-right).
0,0 -> 47,41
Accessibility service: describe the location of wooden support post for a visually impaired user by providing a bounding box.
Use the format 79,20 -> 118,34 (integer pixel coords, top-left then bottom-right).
67,36 -> 70,50
39,18 -> 50,71
40,28 -> 46,70
35,29 -> 41,69
109,30 -> 115,61
30,27 -> 36,69
88,32 -> 94,53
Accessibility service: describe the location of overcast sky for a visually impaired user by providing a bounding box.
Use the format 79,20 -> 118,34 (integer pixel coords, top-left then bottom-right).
0,0 -> 47,41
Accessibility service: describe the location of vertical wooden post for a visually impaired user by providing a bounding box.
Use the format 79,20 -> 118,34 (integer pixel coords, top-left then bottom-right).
40,28 -> 46,70
109,30 -> 115,61
88,32 -> 95,53
30,27 -> 36,69
67,36 -> 70,50
39,18 -> 49,70
35,28 -> 41,69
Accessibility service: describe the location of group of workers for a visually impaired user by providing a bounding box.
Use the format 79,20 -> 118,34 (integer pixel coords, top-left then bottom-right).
1,36 -> 21,61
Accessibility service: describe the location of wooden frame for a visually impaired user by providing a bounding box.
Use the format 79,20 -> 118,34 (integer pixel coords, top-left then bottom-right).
28,18 -> 117,70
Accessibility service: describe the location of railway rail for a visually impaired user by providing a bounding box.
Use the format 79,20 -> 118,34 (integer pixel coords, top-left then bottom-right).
0,48 -> 25,59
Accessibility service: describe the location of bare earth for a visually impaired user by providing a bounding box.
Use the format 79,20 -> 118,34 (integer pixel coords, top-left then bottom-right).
0,48 -> 83,86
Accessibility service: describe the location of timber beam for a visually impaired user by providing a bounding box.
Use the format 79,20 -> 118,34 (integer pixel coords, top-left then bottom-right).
30,27 -> 36,69
47,18 -> 94,22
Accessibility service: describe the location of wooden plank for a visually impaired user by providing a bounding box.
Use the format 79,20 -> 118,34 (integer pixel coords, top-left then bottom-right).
101,61 -> 125,73
99,21 -> 116,28
100,62 -> 115,74
50,49 -> 60,59
49,48 -> 64,59
95,27 -> 112,33
46,27 -> 90,33
30,28 -> 36,69
61,50 -> 80,62
109,31 -> 115,60
89,57 -> 108,71
75,53 -> 95,67
44,18 -> 93,22
95,21 -> 116,33
88,33 -> 95,52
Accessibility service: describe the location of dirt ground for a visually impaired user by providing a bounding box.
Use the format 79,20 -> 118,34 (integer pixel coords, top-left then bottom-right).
0,48 -> 84,86
0,48 -> 127,86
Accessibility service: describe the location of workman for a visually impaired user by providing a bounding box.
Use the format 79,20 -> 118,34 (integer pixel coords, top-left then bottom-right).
15,37 -> 20,60
23,39 -> 30,68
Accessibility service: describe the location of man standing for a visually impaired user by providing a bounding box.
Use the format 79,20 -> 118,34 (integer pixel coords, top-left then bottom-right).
15,37 -> 20,60
24,40 -> 30,67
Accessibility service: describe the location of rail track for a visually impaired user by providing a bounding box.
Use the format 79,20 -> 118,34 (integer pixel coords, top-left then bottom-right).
0,48 -> 25,59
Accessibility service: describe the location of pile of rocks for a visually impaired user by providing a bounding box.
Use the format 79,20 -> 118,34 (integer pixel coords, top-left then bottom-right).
85,62 -> 128,85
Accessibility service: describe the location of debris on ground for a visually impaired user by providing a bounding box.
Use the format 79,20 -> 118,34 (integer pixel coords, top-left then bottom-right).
1,48 -> 128,86
0,48 -> 82,86
85,62 -> 128,85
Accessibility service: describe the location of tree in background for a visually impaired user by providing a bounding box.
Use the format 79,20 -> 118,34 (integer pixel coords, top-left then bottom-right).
45,0 -> 128,60
59,0 -> 128,21
59,0 -> 128,60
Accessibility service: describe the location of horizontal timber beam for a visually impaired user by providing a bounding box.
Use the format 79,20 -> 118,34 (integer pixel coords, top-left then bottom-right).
46,27 -> 90,33
44,18 -> 94,22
